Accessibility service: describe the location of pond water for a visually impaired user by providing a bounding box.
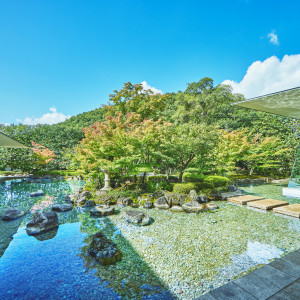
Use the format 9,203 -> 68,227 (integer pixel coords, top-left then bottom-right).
0,179 -> 299,299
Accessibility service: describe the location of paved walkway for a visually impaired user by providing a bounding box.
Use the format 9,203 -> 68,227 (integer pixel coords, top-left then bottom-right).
197,248 -> 300,300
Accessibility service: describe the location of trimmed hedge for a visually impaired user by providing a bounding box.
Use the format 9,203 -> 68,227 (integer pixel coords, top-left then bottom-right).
182,172 -> 205,182
204,175 -> 230,188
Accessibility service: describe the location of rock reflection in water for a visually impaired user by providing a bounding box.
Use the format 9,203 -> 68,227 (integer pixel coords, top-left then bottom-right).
33,227 -> 58,241
78,213 -> 175,299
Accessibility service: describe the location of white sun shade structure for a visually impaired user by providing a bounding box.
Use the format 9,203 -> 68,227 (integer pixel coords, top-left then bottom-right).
234,86 -> 300,198
234,87 -> 300,119
0,131 -> 28,148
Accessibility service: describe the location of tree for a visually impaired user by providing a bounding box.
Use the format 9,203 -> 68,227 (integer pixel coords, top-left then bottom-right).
106,82 -> 167,120
159,123 -> 218,182
214,130 -> 292,176
74,112 -> 171,186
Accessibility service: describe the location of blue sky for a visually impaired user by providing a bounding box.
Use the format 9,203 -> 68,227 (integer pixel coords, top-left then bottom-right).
0,0 -> 300,124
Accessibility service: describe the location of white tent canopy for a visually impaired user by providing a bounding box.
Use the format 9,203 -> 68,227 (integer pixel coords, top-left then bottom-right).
234,86 -> 300,119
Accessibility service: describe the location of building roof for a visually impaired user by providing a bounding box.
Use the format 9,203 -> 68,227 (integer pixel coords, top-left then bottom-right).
0,131 -> 29,148
234,86 -> 300,119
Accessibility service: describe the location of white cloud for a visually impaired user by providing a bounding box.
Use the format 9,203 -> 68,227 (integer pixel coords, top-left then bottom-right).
267,32 -> 279,45
141,81 -> 163,95
19,107 -> 71,125
222,54 -> 300,98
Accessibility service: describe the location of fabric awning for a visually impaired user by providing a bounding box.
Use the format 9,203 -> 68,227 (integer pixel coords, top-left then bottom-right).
233,86 -> 300,120
0,131 -> 29,148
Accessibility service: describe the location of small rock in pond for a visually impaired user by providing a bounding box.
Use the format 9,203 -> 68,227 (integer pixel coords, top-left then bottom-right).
30,190 -> 44,197
206,202 -> 219,210
143,201 -> 153,209
154,197 -> 169,209
2,208 -> 25,221
26,210 -> 59,235
182,201 -> 205,213
90,205 -> 115,217
124,210 -> 151,226
88,231 -> 122,265
170,205 -> 184,212
84,200 -> 96,207
52,204 -> 73,212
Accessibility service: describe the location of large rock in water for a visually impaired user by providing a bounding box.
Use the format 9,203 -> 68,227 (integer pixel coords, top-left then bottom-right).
2,208 -> 25,221
88,232 -> 122,265
90,205 -> 115,217
52,204 -> 73,212
182,201 -> 205,213
165,193 -> 186,206
154,197 -> 169,209
26,210 -> 59,235
30,190 -> 44,197
124,210 -> 151,226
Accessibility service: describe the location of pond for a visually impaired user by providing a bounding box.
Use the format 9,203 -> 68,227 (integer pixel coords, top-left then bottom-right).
0,179 -> 299,299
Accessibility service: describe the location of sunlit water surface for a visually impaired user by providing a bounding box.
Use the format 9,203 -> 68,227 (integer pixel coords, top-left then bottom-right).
0,179 -> 299,299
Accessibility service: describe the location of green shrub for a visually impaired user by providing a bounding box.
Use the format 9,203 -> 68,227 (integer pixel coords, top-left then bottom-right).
182,172 -> 205,182
195,182 -> 214,190
173,183 -> 198,194
204,176 -> 230,188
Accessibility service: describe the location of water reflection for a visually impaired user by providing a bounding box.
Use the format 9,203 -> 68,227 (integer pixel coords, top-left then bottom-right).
78,213 -> 174,299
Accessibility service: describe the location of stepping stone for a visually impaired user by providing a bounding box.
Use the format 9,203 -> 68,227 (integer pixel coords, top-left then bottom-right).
228,195 -> 264,205
221,192 -> 244,200
247,199 -> 288,210
273,204 -> 300,218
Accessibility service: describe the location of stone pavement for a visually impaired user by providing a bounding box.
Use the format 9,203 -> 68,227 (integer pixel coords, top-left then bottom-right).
196,248 -> 300,299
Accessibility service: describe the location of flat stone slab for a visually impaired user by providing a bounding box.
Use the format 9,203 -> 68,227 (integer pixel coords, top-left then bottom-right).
273,204 -> 300,218
247,199 -> 289,210
209,281 -> 256,299
221,192 -> 244,199
234,272 -> 280,299
228,195 -> 264,205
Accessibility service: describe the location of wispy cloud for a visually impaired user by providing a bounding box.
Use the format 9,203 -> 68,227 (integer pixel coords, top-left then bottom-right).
267,32 -> 279,45
222,54 -> 300,98
18,107 -> 71,125
141,81 -> 163,95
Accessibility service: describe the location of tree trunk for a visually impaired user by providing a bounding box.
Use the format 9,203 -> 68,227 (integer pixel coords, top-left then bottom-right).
179,171 -> 184,183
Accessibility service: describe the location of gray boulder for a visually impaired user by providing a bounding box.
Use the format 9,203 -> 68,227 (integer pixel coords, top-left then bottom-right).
152,190 -> 164,199
189,190 -> 198,201
30,190 -> 44,197
170,205 -> 184,213
65,194 -> 76,203
206,202 -> 219,210
2,208 -> 25,221
84,200 -> 96,207
88,232 -> 122,265
143,201 -> 153,209
90,205 -> 115,217
188,190 -> 208,203
124,210 -> 151,226
182,201 -> 205,213
80,191 -> 92,199
52,204 -> 73,212
117,197 -> 133,207
165,193 -> 186,206
210,190 -> 223,200
227,185 -> 242,193
154,196 -> 169,209
26,210 -> 59,235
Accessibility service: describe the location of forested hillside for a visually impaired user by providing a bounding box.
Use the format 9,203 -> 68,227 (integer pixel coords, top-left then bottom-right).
1,78 -> 299,178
